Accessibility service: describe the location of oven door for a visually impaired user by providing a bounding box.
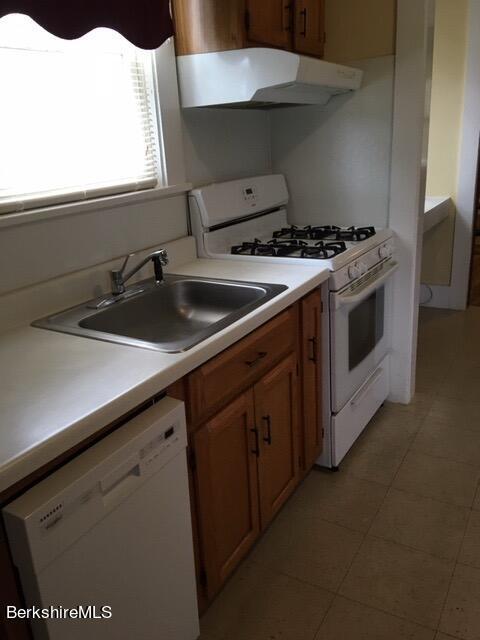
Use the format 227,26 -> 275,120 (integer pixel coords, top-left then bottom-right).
330,261 -> 398,413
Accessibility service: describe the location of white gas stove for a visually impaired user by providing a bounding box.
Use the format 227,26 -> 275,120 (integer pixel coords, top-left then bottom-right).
188,174 -> 397,469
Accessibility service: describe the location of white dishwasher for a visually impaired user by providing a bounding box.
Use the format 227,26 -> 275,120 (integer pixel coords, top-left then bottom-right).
2,396 -> 199,640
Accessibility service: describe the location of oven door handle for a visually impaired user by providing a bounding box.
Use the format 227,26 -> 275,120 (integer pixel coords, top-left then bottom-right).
334,262 -> 398,310
350,366 -> 384,408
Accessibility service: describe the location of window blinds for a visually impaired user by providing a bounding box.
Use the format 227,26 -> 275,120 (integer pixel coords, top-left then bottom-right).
0,15 -> 160,215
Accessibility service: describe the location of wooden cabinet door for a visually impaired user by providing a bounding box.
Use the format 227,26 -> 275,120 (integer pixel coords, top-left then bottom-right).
301,289 -> 323,470
193,390 -> 260,598
172,0 -> 245,55
245,0 -> 293,50
254,354 -> 299,528
294,0 -> 325,58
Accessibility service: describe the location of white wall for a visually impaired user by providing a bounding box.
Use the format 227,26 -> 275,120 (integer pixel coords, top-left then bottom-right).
182,108 -> 272,186
270,56 -> 394,227
421,0 -> 468,288
388,0 -> 434,403
0,194 -> 188,296
442,0 -> 480,310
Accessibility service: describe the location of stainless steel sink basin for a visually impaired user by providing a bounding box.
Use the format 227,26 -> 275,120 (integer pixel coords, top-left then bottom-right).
33,274 -> 288,352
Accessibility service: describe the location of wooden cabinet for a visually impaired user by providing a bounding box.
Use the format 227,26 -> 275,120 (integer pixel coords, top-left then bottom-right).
300,289 -> 323,470
255,354 -> 299,527
187,306 -> 297,427
172,0 -> 244,55
193,391 -> 260,598
192,353 -> 299,598
172,0 -> 326,59
180,294 -> 325,603
294,0 -> 325,58
245,0 -> 293,50
172,0 -> 396,63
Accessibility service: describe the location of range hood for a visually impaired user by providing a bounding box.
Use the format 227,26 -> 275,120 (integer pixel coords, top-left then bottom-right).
176,47 -> 363,109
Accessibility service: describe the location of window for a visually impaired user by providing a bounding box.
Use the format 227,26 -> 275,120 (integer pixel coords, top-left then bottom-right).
0,14 -> 161,215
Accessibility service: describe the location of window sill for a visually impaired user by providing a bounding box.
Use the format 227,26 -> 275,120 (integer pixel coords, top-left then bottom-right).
0,183 -> 193,230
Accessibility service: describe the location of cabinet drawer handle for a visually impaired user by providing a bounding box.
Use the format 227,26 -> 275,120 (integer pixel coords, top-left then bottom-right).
299,8 -> 307,36
245,351 -> 267,367
262,415 -> 272,445
308,336 -> 317,363
282,3 -> 292,31
250,427 -> 260,457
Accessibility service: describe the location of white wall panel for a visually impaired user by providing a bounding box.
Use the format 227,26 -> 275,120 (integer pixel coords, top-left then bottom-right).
0,195 -> 188,295
270,56 -> 394,228
182,108 -> 272,186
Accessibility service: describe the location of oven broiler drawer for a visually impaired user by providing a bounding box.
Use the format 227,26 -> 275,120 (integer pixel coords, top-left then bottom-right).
331,356 -> 390,467
187,306 -> 297,424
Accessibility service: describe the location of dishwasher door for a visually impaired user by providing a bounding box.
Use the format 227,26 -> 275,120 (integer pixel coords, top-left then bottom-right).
3,396 -> 199,640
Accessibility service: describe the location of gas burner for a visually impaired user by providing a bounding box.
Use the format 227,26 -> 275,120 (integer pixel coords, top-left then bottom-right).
267,239 -> 308,256
299,241 -> 347,259
307,225 -> 341,240
231,239 -> 276,256
332,226 -> 376,241
272,224 -> 376,242
272,225 -> 320,240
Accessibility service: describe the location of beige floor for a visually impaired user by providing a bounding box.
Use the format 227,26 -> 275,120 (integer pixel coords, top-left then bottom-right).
199,305 -> 480,640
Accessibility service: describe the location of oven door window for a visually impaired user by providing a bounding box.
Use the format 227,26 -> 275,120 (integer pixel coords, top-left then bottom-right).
348,286 -> 385,370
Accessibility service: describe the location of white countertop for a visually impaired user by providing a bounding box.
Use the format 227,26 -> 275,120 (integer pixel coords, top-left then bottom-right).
424,196 -> 452,233
0,256 -> 329,494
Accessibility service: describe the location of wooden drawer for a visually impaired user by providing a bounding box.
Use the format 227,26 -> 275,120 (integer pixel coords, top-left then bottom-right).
187,305 -> 298,424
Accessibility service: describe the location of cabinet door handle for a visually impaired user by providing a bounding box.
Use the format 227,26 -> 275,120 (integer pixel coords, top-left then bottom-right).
262,415 -> 272,445
250,427 -> 260,457
282,3 -> 292,31
299,8 -> 307,36
308,336 -> 317,362
245,351 -> 267,367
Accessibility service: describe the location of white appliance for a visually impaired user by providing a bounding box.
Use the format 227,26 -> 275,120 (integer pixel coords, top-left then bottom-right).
3,397 -> 199,640
188,174 -> 397,469
177,47 -> 363,108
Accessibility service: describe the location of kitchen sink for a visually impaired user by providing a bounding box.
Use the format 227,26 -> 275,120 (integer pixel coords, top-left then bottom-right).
33,274 -> 287,352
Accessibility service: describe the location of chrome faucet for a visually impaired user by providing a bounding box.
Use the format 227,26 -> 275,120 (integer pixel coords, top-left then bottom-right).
110,249 -> 169,295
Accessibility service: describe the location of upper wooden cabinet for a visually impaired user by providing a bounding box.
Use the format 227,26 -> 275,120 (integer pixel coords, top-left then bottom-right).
172,0 -> 245,55
294,0 -> 325,58
245,0 -> 293,50
172,0 -> 326,59
171,0 -> 396,63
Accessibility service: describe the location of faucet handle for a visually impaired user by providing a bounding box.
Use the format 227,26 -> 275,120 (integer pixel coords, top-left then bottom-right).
118,253 -> 135,275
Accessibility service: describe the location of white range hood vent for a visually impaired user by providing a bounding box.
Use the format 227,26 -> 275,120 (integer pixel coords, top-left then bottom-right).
176,48 -> 363,109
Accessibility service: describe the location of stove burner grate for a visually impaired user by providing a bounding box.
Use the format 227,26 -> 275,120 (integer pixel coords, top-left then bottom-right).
272,224 -> 376,242
299,241 -> 347,259
231,239 -> 276,256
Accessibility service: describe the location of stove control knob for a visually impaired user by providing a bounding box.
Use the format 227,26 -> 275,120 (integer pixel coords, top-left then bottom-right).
348,264 -> 361,279
378,245 -> 390,260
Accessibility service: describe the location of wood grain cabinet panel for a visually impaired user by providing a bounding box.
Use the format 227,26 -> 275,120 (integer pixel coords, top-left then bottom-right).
300,289 -> 323,470
254,353 -> 299,527
172,0 -> 245,55
294,0 -> 325,58
187,307 -> 297,425
193,391 -> 260,598
245,0 -> 293,50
